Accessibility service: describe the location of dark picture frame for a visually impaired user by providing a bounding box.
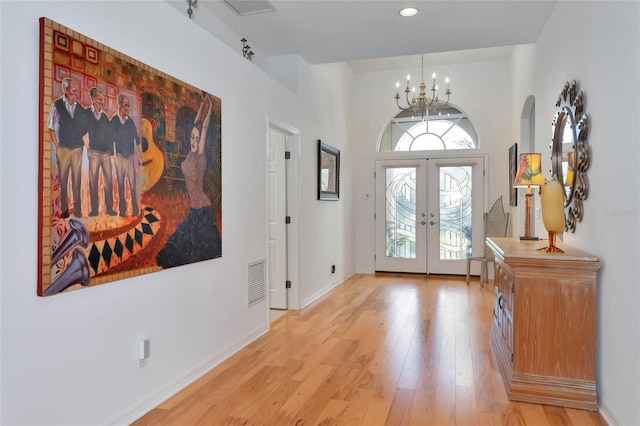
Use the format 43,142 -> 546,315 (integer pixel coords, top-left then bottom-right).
317,140 -> 340,200
509,143 -> 518,206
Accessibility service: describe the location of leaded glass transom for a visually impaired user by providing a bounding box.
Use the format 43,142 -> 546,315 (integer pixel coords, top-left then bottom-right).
378,105 -> 478,152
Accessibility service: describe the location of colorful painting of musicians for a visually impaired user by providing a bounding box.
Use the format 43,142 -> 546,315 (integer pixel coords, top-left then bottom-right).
38,18 -> 222,296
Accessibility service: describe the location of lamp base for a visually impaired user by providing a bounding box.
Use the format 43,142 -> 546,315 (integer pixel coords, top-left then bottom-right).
537,231 -> 564,253
519,236 -> 540,241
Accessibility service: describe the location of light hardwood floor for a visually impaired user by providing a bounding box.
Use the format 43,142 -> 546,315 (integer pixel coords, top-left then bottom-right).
132,273 -> 607,425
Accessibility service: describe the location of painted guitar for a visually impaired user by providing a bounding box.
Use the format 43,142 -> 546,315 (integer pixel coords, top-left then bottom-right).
139,116 -> 167,193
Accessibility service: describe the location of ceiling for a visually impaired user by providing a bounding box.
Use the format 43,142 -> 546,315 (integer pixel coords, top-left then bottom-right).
172,0 -> 557,70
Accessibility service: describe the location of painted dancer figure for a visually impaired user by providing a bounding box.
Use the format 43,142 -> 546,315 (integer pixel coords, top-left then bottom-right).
47,77 -> 87,218
111,93 -> 141,216
86,87 -> 116,216
156,94 -> 221,268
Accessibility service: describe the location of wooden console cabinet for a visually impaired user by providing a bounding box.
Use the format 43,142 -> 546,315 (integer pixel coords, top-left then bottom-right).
487,237 -> 600,411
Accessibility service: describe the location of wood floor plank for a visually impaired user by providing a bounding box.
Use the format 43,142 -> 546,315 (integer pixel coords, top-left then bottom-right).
500,404 -> 528,426
385,387 -> 416,425
129,408 -> 168,425
473,352 -> 510,414
271,364 -> 335,424
432,400 -> 457,426
315,398 -> 350,426
565,407 -> 609,426
290,336 -> 341,381
316,388 -> 375,426
241,376 -> 302,424
408,357 -> 438,425
362,399 -> 392,426
159,400 -> 215,426
456,385 -> 480,426
132,274 -> 608,426
511,402 -> 551,426
542,404 -> 573,425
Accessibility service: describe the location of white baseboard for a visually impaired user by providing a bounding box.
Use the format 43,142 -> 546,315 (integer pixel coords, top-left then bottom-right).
598,399 -> 621,426
300,273 -> 354,309
103,324 -> 269,426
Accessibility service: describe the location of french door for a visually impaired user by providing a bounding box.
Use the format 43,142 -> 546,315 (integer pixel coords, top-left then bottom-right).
374,157 -> 484,275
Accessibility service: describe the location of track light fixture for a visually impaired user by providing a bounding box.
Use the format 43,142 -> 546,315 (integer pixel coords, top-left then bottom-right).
241,38 -> 254,62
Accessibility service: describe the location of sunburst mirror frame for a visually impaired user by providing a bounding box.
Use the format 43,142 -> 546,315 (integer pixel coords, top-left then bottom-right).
550,80 -> 590,233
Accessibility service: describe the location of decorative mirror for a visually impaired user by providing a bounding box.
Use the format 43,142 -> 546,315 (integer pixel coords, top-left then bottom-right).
550,80 -> 590,233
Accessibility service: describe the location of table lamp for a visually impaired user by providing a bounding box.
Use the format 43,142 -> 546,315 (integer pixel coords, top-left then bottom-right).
513,153 -> 544,240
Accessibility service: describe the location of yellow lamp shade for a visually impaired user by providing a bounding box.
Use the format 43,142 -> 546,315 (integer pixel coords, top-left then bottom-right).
513,153 -> 544,188
540,179 -> 565,233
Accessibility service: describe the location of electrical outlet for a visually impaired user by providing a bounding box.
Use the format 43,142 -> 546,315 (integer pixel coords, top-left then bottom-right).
535,207 -> 541,219
138,339 -> 150,368
331,264 -> 336,274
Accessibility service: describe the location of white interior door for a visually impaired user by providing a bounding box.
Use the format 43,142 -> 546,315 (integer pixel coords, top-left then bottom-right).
375,157 -> 484,275
268,128 -> 287,309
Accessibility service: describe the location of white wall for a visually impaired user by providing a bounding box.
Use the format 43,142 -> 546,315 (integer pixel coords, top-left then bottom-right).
297,62 -> 356,306
0,1 -> 354,424
531,2 -> 640,424
510,44 -> 537,238
352,58 -> 513,273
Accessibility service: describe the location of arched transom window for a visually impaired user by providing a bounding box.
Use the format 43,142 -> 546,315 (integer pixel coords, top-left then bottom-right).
378,104 -> 478,152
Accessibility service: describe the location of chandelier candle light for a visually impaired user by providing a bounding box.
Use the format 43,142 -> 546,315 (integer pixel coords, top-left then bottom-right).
395,54 -> 451,119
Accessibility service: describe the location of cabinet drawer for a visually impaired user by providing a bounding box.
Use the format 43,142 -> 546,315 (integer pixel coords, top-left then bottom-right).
495,259 -> 514,312
494,259 -> 514,357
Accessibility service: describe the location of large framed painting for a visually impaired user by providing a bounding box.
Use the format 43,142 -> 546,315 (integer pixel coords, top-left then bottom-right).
38,18 -> 222,296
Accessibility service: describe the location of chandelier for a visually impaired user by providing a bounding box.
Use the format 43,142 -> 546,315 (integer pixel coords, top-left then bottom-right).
394,54 -> 451,119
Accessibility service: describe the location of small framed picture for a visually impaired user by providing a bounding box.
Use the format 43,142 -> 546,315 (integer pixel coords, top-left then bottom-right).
509,143 -> 518,206
318,140 -> 340,201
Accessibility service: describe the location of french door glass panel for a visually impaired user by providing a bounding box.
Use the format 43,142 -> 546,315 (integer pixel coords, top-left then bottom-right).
385,167 -> 416,259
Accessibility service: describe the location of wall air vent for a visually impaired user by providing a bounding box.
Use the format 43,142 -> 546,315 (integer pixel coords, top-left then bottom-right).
248,260 -> 266,306
223,0 -> 276,16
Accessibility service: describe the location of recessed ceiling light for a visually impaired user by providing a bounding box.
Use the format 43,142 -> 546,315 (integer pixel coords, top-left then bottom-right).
399,7 -> 418,17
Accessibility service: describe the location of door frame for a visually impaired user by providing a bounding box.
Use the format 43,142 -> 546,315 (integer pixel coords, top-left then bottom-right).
266,119 -> 301,311
374,152 -> 488,275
